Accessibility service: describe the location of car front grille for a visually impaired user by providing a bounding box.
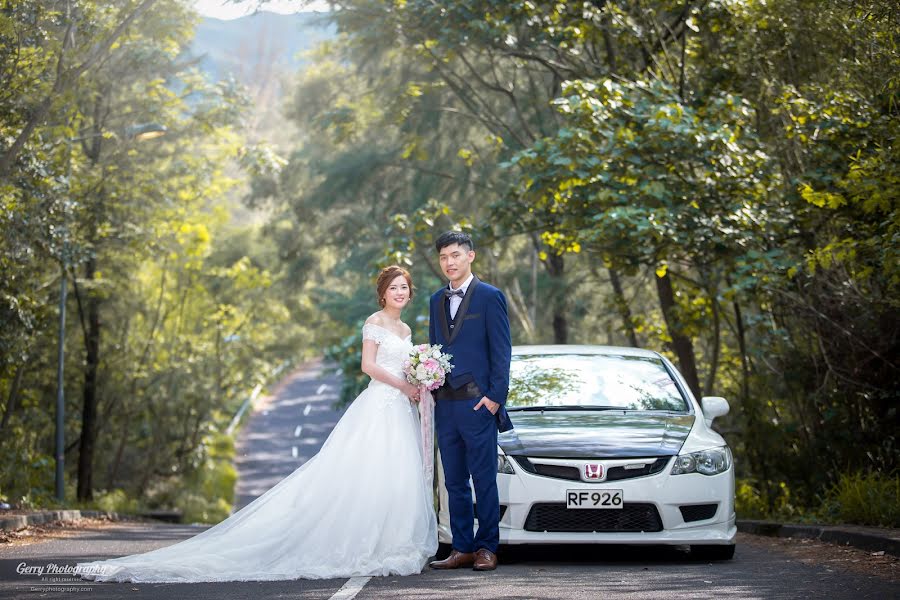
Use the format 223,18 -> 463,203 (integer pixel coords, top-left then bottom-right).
512,456 -> 671,483
679,503 -> 718,522
607,457 -> 670,481
524,503 -> 663,533
533,463 -> 580,480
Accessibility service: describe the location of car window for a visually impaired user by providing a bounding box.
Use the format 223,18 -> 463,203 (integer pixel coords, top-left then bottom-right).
507,354 -> 688,411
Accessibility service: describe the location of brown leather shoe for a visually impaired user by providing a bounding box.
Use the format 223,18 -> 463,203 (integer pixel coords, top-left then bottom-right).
472,548 -> 498,571
429,550 -> 476,569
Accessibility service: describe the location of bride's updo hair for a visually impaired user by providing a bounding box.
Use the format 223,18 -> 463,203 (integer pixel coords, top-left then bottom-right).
376,265 -> 414,307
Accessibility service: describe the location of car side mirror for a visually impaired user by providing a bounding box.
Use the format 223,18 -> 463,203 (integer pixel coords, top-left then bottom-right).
700,396 -> 730,427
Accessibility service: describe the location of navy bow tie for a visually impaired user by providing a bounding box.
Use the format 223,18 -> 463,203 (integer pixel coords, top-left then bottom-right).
445,288 -> 465,299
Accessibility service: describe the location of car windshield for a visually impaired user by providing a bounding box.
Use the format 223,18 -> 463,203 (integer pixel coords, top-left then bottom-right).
506,353 -> 688,412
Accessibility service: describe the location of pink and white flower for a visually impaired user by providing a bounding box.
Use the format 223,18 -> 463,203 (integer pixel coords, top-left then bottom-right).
404,344 -> 454,391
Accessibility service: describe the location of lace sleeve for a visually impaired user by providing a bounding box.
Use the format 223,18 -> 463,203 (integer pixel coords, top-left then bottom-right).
362,323 -> 387,345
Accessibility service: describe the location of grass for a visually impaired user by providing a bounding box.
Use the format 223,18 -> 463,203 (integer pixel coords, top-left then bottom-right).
1,430 -> 239,525
818,471 -> 900,528
736,471 -> 900,528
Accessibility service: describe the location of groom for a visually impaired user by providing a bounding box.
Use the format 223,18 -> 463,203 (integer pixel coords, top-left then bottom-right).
428,231 -> 513,572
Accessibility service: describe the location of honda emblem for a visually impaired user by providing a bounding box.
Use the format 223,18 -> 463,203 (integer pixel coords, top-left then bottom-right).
584,464 -> 603,480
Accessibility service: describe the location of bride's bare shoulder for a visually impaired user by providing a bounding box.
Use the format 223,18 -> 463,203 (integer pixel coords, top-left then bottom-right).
364,312 -> 385,326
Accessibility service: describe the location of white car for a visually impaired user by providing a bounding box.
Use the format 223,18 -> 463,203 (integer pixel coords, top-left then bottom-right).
436,345 -> 736,560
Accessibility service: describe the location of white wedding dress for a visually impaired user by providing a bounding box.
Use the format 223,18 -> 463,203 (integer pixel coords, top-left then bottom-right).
77,323 -> 437,583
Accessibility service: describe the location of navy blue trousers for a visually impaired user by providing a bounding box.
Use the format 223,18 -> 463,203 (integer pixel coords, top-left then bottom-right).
436,396 -> 500,553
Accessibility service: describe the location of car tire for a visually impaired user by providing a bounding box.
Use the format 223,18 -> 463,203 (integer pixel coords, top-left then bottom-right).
435,542 -> 453,560
691,544 -> 736,561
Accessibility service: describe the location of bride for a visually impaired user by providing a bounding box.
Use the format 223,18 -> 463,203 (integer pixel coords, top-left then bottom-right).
78,266 -> 438,582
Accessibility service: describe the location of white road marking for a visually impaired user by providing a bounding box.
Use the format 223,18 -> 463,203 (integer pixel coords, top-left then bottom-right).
291,446 -> 298,458
329,577 -> 371,600
303,404 -> 312,416
316,383 -> 329,395
294,425 -> 303,437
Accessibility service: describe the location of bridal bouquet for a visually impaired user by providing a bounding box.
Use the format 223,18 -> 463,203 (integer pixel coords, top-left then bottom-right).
405,345 -> 450,492
403,344 -> 454,391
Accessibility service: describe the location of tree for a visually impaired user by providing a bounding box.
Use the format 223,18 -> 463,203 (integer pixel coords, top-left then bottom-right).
0,0 -> 159,177
267,0 -> 899,512
0,1 -> 300,513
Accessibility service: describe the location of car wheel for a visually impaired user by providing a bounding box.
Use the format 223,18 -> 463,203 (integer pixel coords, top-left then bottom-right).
435,542 -> 453,560
691,544 -> 736,561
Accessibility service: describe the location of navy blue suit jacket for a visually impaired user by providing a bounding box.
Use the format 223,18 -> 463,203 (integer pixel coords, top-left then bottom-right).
429,275 -> 514,432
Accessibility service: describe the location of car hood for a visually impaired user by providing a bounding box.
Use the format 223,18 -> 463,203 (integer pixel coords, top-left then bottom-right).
498,411 -> 695,458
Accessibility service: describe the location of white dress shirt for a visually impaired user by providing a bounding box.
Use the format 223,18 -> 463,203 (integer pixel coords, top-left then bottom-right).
448,273 -> 474,320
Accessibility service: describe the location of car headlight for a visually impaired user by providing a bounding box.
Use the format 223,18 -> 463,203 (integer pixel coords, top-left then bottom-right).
671,446 -> 732,476
498,454 -> 515,474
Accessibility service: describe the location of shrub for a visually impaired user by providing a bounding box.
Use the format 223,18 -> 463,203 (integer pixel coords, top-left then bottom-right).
735,478 -> 804,521
735,478 -> 769,519
93,488 -> 140,514
174,430 -> 237,523
819,471 -> 900,528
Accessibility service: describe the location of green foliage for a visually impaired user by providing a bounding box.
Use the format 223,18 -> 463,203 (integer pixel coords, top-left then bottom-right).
273,0 -> 900,527
819,471 -> 900,528
173,431 -> 238,524
735,478 -> 801,522
93,489 -> 140,515
324,327 -> 369,408
507,77 -> 777,271
0,1 -> 309,513
738,472 -> 900,528
0,432 -> 56,508
176,493 -> 232,525
734,478 -> 768,519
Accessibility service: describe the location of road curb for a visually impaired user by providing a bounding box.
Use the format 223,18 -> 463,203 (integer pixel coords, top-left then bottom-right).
0,509 -> 121,532
738,519 -> 900,557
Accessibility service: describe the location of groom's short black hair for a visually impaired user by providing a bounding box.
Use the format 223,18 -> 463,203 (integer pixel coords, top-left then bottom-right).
435,231 -> 474,253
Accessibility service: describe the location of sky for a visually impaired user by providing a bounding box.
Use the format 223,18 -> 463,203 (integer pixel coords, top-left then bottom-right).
193,0 -> 331,19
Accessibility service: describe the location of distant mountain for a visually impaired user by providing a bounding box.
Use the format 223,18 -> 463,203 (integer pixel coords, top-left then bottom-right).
190,11 -> 337,144
191,11 -> 335,84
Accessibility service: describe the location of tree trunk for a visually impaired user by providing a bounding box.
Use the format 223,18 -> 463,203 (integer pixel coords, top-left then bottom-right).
704,293 -> 721,395
732,297 -> 774,510
0,364 -> 25,434
506,277 -> 536,342
552,312 -> 567,345
547,252 -> 568,344
608,267 -> 639,347
77,255 -> 101,501
655,270 -> 701,398
107,417 -> 130,488
531,247 -> 538,328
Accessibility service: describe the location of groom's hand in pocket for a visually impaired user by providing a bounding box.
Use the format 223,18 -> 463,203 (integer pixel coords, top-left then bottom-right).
474,397 -> 499,415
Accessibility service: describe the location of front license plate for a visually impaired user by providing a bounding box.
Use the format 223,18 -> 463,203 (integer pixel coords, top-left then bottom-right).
566,489 -> 624,509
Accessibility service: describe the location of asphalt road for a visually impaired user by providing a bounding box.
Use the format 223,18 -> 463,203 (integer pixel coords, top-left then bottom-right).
1,362 -> 897,599
232,359 -> 344,509
1,525 -> 897,599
